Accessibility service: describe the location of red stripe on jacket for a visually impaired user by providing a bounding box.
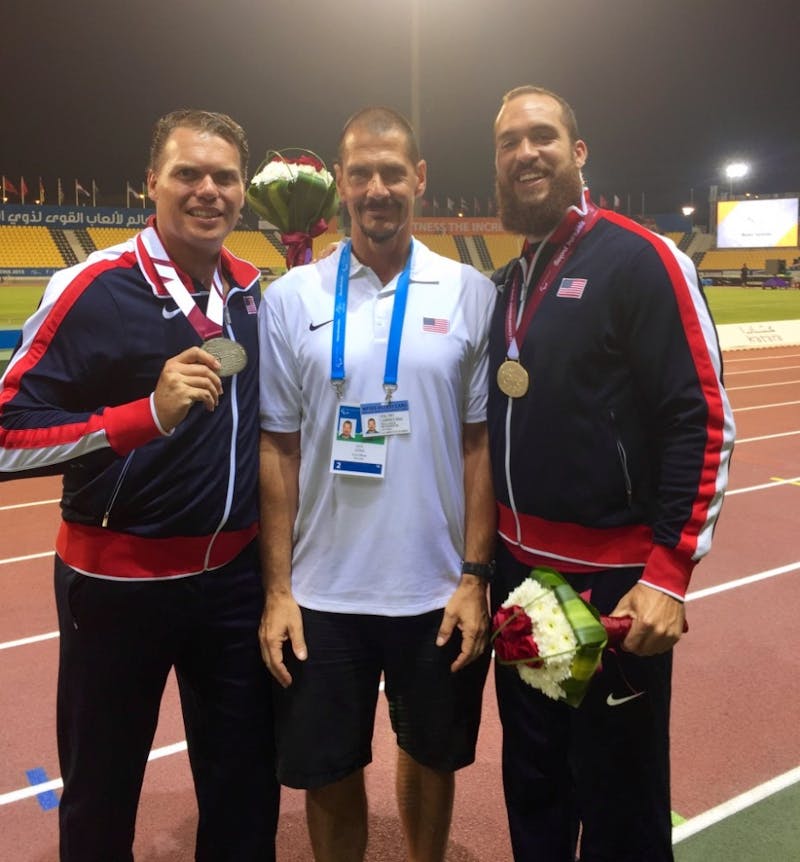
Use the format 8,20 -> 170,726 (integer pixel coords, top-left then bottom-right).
56,520 -> 259,579
600,211 -> 727,561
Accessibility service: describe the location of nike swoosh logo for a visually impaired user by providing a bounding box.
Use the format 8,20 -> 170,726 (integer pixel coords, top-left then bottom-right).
162,306 -> 183,320
606,692 -> 645,707
309,319 -> 333,331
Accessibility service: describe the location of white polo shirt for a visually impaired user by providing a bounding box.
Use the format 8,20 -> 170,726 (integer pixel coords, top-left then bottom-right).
258,239 -> 496,615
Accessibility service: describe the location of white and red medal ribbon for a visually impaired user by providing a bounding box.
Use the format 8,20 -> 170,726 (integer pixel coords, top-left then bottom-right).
135,224 -> 225,340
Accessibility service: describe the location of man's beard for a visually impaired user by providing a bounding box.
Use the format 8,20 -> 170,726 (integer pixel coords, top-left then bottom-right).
354,201 -> 405,243
496,167 -> 583,238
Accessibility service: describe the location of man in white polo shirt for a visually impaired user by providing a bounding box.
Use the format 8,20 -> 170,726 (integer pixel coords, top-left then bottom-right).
257,106 -> 496,862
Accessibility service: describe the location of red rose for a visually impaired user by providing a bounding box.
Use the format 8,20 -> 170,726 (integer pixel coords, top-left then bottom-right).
492,605 -> 543,667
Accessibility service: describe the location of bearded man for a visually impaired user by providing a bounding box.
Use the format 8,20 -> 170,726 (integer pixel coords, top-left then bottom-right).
487,85 -> 735,862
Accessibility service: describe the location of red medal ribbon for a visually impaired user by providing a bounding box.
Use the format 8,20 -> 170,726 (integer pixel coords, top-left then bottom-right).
504,202 -> 600,356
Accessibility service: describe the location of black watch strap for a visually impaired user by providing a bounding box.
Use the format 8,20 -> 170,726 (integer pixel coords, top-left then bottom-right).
461,560 -> 496,582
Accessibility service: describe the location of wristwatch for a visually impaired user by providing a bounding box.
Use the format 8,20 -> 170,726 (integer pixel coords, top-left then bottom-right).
461,560 -> 496,583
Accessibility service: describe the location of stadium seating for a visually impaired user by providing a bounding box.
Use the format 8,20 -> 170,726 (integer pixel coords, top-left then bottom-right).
223,230 -> 285,270
698,248 -> 800,272
0,226 -> 66,268
86,227 -> 139,250
3,221 -> 795,284
418,233 -> 460,261
483,233 -> 524,270
312,230 -> 344,260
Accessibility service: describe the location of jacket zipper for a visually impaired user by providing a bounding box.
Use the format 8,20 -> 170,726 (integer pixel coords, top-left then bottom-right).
102,451 -> 136,527
203,292 -> 241,569
609,410 -> 633,507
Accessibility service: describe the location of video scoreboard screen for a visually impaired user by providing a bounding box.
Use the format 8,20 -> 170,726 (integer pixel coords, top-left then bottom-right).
716,198 -> 799,248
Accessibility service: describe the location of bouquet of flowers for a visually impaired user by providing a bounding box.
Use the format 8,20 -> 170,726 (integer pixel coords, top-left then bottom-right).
492,567 -> 631,707
246,149 -> 339,269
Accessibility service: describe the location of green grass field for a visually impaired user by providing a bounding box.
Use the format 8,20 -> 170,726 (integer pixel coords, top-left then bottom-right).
2,280 -> 798,330
704,286 -> 800,325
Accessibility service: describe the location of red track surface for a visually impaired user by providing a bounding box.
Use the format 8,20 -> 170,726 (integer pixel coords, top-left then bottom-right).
1,347 -> 798,861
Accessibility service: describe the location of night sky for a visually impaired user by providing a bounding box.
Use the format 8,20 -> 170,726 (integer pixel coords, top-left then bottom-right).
2,0 -> 798,223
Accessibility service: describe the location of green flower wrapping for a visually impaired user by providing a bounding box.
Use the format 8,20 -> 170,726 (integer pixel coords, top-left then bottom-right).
246,149 -> 339,268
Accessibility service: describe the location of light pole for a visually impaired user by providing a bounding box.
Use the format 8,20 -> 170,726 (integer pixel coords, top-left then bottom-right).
411,0 -> 421,215
725,162 -> 749,198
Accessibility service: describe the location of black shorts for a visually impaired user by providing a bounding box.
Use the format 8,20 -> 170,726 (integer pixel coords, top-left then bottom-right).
273,607 -> 491,789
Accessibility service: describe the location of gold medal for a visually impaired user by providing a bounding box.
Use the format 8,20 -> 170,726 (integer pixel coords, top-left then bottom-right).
497,359 -> 529,398
201,337 -> 248,378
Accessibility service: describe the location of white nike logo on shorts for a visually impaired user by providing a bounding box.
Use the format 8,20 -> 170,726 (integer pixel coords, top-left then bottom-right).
162,306 -> 183,319
606,691 -> 644,707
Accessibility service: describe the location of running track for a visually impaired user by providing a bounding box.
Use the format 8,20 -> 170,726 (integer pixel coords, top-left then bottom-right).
1,346 -> 798,861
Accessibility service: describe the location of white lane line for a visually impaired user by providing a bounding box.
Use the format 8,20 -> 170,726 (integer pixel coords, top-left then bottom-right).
735,430 -> 800,443
672,766 -> 800,844
685,560 -> 800,602
0,740 -> 189,806
726,476 -> 800,495
0,551 -> 53,567
726,365 -> 800,376
0,631 -> 59,651
733,399 -> 800,412
728,379 -> 800,391
0,499 -> 60,513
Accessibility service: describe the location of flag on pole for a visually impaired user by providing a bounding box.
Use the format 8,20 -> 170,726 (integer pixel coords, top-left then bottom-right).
613,194 -> 620,210
487,197 -> 495,216
2,176 -> 19,197
432,196 -> 440,214
57,178 -> 65,205
39,177 -> 46,204
125,180 -> 139,208
446,197 -> 455,213
20,177 -> 29,204
473,197 -> 480,216
460,196 -> 468,214
599,194 -> 608,208
76,180 -> 90,198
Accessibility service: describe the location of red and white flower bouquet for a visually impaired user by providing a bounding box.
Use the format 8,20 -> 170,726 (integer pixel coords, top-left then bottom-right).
492,567 -> 631,707
247,149 -> 339,269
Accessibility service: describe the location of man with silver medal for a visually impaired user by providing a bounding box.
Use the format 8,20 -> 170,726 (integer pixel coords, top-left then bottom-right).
0,109 -> 279,860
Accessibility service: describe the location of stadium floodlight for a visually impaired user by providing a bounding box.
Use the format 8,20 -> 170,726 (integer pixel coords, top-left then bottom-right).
725,162 -> 749,196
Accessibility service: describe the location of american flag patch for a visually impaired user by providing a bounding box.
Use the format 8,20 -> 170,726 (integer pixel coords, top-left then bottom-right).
423,317 -> 450,334
243,295 -> 257,314
556,277 -> 587,299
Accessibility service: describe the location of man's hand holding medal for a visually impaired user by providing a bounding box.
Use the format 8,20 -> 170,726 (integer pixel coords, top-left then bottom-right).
152,345 -> 225,432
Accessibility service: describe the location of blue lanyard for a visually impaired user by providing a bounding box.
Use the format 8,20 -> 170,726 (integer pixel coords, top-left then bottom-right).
331,239 -> 414,400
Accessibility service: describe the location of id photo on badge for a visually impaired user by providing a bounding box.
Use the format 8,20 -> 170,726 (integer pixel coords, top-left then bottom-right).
338,418 -> 356,440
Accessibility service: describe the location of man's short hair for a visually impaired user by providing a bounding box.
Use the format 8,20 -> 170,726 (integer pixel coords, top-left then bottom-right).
149,109 -> 249,178
496,86 -> 580,143
336,106 -> 420,165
